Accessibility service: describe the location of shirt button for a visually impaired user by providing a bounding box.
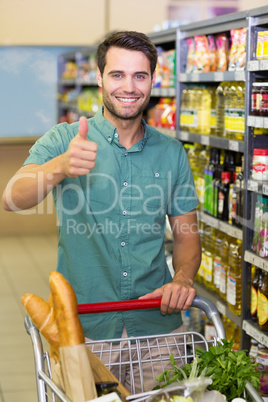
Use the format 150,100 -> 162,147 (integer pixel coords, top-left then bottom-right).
123,181 -> 128,187
124,152 -> 128,156
155,172 -> 160,177
114,133 -> 119,138
121,241 -> 125,247
122,211 -> 127,216
108,136 -> 112,142
123,272 -> 127,277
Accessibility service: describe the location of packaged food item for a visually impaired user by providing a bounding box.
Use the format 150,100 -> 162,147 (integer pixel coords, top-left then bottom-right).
257,31 -> 265,60
186,38 -> 196,73
194,35 -> 210,72
251,83 -> 263,115
252,149 -> 268,181
207,35 -> 216,72
260,83 -> 268,116
258,271 -> 268,330
236,27 -> 247,70
264,31 -> 268,60
216,33 -> 228,72
226,239 -> 242,316
228,29 -> 240,71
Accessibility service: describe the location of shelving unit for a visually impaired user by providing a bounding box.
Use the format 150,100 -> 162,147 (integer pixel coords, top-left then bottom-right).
175,6 -> 268,350
56,7 -> 268,350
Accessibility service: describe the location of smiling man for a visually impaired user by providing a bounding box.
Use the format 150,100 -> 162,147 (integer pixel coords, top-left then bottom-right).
2,31 -> 201,390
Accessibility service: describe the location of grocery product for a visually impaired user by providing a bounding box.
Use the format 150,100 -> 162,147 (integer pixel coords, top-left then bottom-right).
251,266 -> 260,322
215,81 -> 229,137
215,33 -> 228,72
203,226 -> 216,290
213,230 -> 224,293
251,83 -> 263,115
258,271 -> 268,331
196,86 -> 211,134
260,83 -> 268,116
219,234 -> 231,301
194,35 -> 210,72
226,239 -> 242,316
217,171 -> 231,221
252,149 -> 268,181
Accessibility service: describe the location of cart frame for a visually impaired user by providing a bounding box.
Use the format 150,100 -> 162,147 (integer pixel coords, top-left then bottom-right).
24,295 -> 263,402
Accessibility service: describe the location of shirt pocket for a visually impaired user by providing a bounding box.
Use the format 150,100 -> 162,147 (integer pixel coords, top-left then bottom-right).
138,169 -> 170,214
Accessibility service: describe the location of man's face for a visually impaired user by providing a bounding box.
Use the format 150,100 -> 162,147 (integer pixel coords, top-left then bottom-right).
97,47 -> 155,121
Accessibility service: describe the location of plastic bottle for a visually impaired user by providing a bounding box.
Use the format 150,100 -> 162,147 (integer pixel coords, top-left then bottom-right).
197,148 -> 210,211
249,339 -> 259,363
196,86 -> 211,135
209,87 -> 217,136
197,221 -> 205,283
212,151 -> 223,218
217,171 -> 231,221
234,82 -> 245,141
219,235 -> 231,301
253,195 -> 263,252
203,226 -> 216,291
204,148 -> 220,215
258,196 -> 268,258
180,86 -> 189,131
216,81 -> 229,137
227,239 -> 243,316
235,161 -> 244,228
251,266 -> 260,323
258,271 -> 268,331
232,325 -> 241,351
188,86 -> 198,133
213,229 -> 224,294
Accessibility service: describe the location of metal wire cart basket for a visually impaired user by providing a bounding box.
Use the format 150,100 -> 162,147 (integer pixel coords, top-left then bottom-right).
24,295 -> 263,402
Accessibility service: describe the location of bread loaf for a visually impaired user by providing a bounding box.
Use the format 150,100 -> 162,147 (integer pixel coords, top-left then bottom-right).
49,271 -> 84,347
21,293 -> 59,348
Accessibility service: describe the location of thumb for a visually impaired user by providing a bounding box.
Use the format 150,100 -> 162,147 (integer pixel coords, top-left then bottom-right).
77,116 -> 88,140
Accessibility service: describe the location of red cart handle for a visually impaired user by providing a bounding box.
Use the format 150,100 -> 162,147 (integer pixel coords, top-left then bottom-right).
78,298 -> 161,314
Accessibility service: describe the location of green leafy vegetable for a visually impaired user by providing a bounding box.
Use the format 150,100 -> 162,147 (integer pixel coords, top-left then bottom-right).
154,338 -> 260,402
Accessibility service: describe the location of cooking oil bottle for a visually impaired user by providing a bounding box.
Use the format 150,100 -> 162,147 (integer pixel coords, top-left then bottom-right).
219,234 -> 232,301
216,81 -> 229,137
213,229 -> 224,294
196,220 -> 205,283
188,86 -> 198,133
226,238 -> 243,316
180,86 -> 189,131
197,147 -> 210,211
196,86 -> 211,135
203,226 -> 216,291
210,87 -> 217,136
234,82 -> 245,141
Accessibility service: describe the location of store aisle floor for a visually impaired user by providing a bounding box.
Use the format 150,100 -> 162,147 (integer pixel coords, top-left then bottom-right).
0,234 -> 58,402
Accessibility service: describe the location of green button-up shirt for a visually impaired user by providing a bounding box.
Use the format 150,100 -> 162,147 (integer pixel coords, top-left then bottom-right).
24,108 -> 199,340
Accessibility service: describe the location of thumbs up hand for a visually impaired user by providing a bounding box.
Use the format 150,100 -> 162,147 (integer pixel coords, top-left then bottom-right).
62,116 -> 98,178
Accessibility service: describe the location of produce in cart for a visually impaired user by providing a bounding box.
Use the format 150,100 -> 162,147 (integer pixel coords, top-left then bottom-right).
154,339 -> 261,402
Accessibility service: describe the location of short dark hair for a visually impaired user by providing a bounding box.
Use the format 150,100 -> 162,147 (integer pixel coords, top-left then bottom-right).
96,31 -> 158,77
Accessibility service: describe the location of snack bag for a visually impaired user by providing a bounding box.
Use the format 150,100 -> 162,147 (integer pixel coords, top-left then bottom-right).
208,35 -> 216,72
236,27 -> 247,70
186,38 -> 196,73
228,29 -> 240,71
194,35 -> 210,72
216,33 -> 229,71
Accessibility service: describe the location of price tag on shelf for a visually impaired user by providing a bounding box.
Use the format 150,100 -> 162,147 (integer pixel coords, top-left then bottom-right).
264,118 -> 268,129
247,115 -> 255,127
229,140 -> 239,152
263,184 -> 268,196
201,135 -> 210,145
214,72 -> 224,81
255,117 -> 264,128
247,60 -> 259,71
247,179 -> 259,192
234,71 -> 246,81
191,74 -> 200,82
260,60 -> 268,70
180,131 -> 189,141
179,73 -> 187,82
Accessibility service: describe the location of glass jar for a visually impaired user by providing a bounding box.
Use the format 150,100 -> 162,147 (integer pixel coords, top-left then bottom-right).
260,83 -> 268,116
251,83 -> 262,115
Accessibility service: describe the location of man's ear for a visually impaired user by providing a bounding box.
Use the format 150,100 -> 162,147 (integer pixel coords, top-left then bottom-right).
96,68 -> 102,88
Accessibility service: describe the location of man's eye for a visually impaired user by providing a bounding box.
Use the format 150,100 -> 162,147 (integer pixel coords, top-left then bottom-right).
136,75 -> 145,79
112,74 -> 121,79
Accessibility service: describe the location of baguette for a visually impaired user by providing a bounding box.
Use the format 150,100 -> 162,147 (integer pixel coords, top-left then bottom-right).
21,293 -> 59,349
49,271 -> 84,347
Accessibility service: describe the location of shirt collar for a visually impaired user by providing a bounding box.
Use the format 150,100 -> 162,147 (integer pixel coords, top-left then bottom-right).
94,107 -> 149,151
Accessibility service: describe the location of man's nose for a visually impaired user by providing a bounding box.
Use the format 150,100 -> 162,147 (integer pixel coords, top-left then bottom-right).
122,77 -> 135,92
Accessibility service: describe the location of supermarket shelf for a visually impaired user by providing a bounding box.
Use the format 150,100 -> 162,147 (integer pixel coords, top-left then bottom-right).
243,319 -> 268,347
198,211 -> 243,240
76,79 -> 98,86
58,78 -> 76,86
247,115 -> 268,129
247,60 -> 268,71
194,282 -> 242,327
179,71 -> 246,83
151,87 -> 176,97
244,250 -> 268,271
178,131 -> 245,152
247,179 -> 268,195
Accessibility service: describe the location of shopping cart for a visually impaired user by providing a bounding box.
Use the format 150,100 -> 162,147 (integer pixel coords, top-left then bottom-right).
24,295 -> 263,402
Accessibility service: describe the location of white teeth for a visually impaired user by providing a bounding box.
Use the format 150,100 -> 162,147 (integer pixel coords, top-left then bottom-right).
116,97 -> 138,102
